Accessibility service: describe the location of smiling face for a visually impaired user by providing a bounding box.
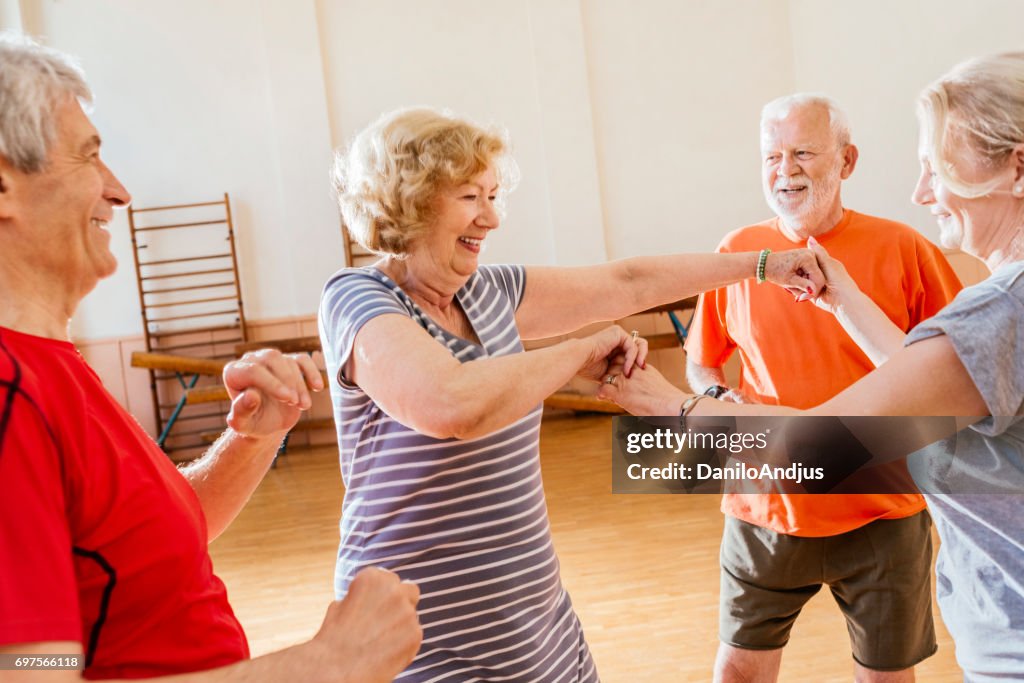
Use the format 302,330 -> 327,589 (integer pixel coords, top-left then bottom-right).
911,127 -> 1023,262
1,95 -> 131,299
409,165 -> 499,282
761,103 -> 856,238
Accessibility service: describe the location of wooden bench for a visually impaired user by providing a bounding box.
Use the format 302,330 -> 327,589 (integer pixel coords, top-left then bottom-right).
131,349 -> 333,456
130,352 -> 230,448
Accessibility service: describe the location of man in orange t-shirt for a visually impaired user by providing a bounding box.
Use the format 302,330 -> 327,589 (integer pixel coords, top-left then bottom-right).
685,95 -> 962,682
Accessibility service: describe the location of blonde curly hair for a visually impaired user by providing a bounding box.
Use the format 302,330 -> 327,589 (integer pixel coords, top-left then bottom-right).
332,107 -> 519,257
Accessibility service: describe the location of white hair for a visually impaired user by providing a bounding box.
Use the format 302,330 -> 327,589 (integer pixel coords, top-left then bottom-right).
918,51 -> 1024,198
0,32 -> 92,173
761,93 -> 852,148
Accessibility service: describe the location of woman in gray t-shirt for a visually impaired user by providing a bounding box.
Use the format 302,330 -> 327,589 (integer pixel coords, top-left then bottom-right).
320,106 -> 822,682
802,55 -> 1024,678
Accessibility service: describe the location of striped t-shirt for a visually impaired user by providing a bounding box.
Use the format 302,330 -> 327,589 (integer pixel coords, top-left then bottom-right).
319,264 -> 599,682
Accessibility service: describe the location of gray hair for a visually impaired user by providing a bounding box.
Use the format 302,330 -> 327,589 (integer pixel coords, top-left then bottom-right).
918,51 -> 1024,198
761,93 -> 852,148
0,32 -> 92,173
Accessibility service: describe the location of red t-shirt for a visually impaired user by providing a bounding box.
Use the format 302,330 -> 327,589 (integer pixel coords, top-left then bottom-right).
685,210 -> 963,536
0,327 -> 248,679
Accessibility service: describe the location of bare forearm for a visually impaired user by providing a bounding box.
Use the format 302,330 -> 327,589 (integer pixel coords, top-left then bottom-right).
696,338 -> 985,420
437,339 -> 594,439
607,252 -> 763,319
0,642 -> 327,683
520,253 -> 760,338
615,252 -> 760,313
686,361 -> 728,394
833,290 -> 908,367
180,429 -> 286,541
172,642 -> 347,683
144,643 -> 312,683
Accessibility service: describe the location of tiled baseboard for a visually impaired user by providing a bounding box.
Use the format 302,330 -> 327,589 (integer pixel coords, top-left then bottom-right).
75,314 -> 335,457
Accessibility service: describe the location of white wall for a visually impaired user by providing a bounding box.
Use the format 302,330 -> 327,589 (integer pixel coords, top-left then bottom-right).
314,0 -> 607,268
6,1 -> 1023,341
581,0 -> 795,256
15,0 -> 341,340
788,0 -> 1024,245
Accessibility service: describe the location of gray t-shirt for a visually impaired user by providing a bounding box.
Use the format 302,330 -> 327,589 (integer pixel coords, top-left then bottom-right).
905,261 -> 1024,681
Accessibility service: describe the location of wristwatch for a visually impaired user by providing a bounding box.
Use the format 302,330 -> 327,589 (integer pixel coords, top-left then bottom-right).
703,385 -> 729,399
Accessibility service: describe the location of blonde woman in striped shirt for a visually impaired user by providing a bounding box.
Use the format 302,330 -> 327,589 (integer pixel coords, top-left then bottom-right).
320,106 -> 823,682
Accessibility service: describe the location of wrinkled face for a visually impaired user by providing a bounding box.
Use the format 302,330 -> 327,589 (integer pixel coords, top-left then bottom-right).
414,166 -> 499,279
911,128 -> 1019,259
2,95 -> 131,296
761,105 -> 847,229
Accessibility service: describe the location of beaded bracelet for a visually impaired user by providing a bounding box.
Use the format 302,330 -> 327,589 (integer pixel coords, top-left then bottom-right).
756,248 -> 772,284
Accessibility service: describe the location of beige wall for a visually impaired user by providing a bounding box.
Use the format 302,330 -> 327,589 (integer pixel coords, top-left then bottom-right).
0,1 -> 1016,426
316,0 -> 608,269
582,0 -> 795,256
788,0 -> 1024,246
12,0 -> 343,340
4,0 -> 1019,343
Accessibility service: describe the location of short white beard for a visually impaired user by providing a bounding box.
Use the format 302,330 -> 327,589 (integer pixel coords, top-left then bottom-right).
766,161 -> 843,230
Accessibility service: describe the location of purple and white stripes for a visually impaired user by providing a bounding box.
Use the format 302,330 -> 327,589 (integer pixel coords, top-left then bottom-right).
319,265 -> 598,682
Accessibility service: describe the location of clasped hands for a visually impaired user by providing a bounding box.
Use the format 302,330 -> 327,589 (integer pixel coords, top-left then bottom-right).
592,243 -> 854,415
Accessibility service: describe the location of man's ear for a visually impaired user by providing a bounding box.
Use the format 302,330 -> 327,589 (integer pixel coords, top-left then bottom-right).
0,156 -> 19,220
0,164 -> 10,219
840,144 -> 859,180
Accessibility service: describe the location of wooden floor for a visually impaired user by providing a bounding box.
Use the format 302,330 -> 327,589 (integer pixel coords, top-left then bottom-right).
209,414 -> 963,682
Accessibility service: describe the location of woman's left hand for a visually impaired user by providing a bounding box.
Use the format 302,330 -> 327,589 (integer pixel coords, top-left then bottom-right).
577,325 -> 649,383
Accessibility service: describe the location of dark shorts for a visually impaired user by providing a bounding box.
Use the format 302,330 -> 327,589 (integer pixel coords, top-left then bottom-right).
719,511 -> 937,671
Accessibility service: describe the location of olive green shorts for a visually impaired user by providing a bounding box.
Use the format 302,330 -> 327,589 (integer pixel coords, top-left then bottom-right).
719,511 -> 937,671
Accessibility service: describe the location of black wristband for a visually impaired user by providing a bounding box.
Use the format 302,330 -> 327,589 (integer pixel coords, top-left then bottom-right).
703,385 -> 729,399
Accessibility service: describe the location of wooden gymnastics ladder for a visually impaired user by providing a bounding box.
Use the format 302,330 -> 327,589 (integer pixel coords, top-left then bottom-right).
128,194 -> 248,457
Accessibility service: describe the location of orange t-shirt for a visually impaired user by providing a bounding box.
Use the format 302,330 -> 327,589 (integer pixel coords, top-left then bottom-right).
684,209 -> 963,537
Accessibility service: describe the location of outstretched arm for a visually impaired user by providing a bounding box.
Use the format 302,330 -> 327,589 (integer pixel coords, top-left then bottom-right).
348,314 -> 645,440
601,334 -> 985,425
516,250 -> 824,339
